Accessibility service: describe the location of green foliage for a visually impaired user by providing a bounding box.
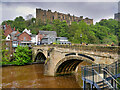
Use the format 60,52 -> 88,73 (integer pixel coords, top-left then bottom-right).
2,48 -> 10,64
52,19 -> 68,37
96,19 -> 119,44
1,29 -> 10,64
1,16 -> 119,45
1,29 -> 6,39
97,19 -> 118,35
13,16 -> 26,32
13,45 -> 32,65
2,20 -> 14,27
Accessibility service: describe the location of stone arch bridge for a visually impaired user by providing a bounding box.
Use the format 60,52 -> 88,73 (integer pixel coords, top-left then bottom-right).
32,45 -> 119,76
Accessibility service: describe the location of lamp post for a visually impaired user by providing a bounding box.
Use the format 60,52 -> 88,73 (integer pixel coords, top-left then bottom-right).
80,34 -> 82,44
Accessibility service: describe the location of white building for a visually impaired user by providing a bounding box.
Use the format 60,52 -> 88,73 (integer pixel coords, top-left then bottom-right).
22,29 -> 37,44
31,34 -> 36,44
35,35 -> 38,45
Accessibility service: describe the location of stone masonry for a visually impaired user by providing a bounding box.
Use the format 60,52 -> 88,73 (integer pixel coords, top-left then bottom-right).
36,8 -> 93,25
32,45 -> 119,76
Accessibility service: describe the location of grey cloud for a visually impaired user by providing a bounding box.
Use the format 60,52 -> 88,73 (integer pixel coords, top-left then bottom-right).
1,0 -> 119,2
1,2 -> 118,24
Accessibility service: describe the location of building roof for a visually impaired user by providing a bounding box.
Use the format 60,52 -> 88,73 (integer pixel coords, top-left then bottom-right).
39,30 -> 57,36
16,33 -> 21,36
56,37 -> 68,39
31,34 -> 36,37
10,31 -> 21,40
17,32 -> 31,37
23,28 -> 32,35
10,31 -> 17,35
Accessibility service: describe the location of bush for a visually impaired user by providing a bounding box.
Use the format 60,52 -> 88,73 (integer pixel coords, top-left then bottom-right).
13,45 -> 32,65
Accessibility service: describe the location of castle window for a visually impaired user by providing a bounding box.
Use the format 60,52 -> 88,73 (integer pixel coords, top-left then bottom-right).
53,16 -> 54,20
58,16 -> 60,18
63,16 -> 64,20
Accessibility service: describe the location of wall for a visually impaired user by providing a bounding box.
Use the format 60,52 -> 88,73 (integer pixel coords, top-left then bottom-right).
4,25 -> 13,37
18,32 -> 31,41
36,8 -> 93,25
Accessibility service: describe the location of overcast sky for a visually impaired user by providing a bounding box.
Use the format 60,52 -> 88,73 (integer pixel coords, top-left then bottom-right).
0,0 -> 119,24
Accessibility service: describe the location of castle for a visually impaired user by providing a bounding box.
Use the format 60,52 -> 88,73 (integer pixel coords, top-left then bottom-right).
114,13 -> 120,21
36,8 -> 93,25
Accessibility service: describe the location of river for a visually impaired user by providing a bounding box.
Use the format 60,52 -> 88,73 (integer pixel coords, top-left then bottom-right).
2,64 -> 81,88
2,60 -> 92,88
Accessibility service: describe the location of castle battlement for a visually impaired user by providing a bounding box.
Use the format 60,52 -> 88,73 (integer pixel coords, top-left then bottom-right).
36,8 -> 93,25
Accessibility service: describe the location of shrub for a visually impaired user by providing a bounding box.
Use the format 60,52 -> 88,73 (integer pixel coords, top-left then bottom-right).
13,45 -> 32,65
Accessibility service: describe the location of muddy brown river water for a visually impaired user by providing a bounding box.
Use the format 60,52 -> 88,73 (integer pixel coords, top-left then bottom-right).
2,64 -> 81,88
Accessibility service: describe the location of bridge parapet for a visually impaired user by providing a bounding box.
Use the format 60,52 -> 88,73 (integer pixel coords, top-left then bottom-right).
33,44 -> 120,53
32,45 -> 119,76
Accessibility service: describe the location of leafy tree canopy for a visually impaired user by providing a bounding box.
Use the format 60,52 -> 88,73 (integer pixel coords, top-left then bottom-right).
1,16 -> 119,45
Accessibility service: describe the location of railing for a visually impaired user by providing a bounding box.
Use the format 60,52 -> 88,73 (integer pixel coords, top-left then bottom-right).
81,60 -> 120,89
93,69 -> 113,88
102,68 -> 120,86
81,64 -> 113,89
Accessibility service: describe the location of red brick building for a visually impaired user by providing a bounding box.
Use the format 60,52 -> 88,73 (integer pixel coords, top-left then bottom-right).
17,32 -> 32,47
18,32 -> 31,41
3,24 -> 33,59
4,24 -> 14,37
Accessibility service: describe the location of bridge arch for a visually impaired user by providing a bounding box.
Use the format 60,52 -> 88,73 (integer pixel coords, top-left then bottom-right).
54,56 -> 94,76
34,51 -> 46,63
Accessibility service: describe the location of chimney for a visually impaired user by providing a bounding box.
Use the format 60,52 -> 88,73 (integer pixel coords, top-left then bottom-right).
5,24 -> 7,28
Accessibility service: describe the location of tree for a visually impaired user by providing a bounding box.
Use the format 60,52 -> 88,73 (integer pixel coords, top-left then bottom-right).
74,29 -> 88,44
13,16 -> 26,32
52,20 -> 68,37
13,45 -> 32,65
40,24 -> 53,31
97,19 -> 118,35
1,15 -> 119,45
0,29 -> 10,64
26,14 -> 34,20
59,20 -> 68,37
68,22 -> 79,42
2,20 -> 14,27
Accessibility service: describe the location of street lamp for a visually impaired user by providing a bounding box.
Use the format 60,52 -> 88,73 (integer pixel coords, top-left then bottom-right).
80,34 -> 82,44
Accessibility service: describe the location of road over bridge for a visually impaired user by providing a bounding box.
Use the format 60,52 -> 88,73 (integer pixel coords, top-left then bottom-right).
32,45 -> 120,76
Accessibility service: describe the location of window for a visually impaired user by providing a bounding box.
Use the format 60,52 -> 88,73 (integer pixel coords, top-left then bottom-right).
53,16 -> 54,20
24,37 -> 26,41
6,43 -> 8,46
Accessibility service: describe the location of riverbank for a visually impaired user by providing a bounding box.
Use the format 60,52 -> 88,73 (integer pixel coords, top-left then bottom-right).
0,62 -> 44,67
